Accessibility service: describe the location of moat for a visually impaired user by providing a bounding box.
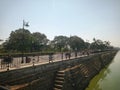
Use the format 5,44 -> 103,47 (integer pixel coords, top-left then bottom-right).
86,50 -> 120,90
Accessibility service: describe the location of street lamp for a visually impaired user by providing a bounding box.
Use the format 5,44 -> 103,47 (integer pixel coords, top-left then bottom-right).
21,20 -> 29,63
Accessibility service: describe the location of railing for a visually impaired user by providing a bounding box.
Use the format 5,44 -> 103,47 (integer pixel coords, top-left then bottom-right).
0,52 -> 90,72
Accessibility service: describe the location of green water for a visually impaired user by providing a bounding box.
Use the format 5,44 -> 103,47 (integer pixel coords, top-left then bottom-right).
86,51 -> 120,90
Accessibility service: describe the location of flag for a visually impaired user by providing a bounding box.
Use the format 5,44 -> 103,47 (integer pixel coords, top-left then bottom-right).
25,22 -> 29,27
23,20 -> 29,27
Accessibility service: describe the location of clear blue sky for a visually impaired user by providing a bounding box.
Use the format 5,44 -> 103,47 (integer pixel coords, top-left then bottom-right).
0,0 -> 120,47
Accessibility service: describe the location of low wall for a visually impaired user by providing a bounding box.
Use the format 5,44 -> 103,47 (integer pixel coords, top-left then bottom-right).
0,51 -> 117,90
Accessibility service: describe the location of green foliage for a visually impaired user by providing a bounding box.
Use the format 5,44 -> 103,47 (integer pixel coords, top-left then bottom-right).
3,29 -> 32,52
2,29 -> 49,53
69,36 -> 85,51
90,38 -> 111,51
51,35 -> 69,52
32,32 -> 49,51
1,28 -> 113,54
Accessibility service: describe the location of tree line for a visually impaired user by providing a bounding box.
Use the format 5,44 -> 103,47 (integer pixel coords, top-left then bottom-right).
0,28 -> 113,54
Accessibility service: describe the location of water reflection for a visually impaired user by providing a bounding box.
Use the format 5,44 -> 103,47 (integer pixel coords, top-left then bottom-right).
86,67 -> 111,90
86,51 -> 120,90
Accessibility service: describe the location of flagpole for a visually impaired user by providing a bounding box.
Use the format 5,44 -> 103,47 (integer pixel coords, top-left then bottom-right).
21,20 -> 29,63
22,20 -> 25,63
23,20 -> 25,29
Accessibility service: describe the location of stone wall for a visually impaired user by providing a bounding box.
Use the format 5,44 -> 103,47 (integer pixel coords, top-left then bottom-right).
0,51 -> 117,90
62,51 -> 117,90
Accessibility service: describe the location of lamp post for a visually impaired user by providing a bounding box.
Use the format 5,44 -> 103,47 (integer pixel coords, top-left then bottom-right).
21,20 -> 29,63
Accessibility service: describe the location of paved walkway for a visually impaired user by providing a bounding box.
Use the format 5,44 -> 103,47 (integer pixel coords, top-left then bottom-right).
0,52 -> 90,72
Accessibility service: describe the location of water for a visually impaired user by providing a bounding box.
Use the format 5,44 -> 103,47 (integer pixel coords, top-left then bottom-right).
86,51 -> 120,90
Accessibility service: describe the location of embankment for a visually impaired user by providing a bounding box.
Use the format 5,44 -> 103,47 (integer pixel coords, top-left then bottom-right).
0,51 -> 117,90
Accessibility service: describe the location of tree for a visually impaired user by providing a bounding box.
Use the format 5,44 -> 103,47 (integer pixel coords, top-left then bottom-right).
51,35 -> 69,52
3,28 -> 32,52
90,38 -> 111,51
84,41 -> 90,49
69,36 -> 85,51
0,39 -> 4,53
104,41 -> 110,49
32,32 -> 49,51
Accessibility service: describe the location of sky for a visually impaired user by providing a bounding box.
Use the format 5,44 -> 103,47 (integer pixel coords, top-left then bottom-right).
0,0 -> 120,47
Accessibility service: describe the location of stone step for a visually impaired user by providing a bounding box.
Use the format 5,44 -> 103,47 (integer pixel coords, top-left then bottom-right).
55,80 -> 64,85
58,71 -> 64,74
53,71 -> 65,90
54,84 -> 63,89
80,65 -> 84,68
84,69 -> 88,73
56,77 -> 64,81
81,68 -> 87,72
53,87 -> 61,90
82,68 -> 86,71
56,73 -> 64,77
